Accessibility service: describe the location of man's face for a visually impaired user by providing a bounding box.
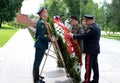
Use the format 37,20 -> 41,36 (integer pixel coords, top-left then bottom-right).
82,19 -> 86,25
85,19 -> 92,26
40,9 -> 48,19
43,9 -> 48,18
70,19 -> 77,26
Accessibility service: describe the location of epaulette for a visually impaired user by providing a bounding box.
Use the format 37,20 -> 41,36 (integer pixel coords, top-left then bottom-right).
41,20 -> 44,23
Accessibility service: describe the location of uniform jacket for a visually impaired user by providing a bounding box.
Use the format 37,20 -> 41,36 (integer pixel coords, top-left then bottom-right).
71,24 -> 84,51
73,23 -> 101,54
34,18 -> 50,50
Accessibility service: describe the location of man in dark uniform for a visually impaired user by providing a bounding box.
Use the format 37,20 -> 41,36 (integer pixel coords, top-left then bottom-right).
33,7 -> 52,83
65,15 -> 101,83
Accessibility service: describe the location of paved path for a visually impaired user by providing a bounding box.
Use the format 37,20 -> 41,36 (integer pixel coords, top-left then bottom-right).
81,38 -> 120,83
0,29 -> 120,83
0,29 -> 70,83
0,29 -> 34,83
99,38 -> 120,83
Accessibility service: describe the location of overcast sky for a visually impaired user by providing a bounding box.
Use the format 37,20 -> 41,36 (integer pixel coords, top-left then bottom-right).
21,0 -> 111,15
21,0 -> 44,15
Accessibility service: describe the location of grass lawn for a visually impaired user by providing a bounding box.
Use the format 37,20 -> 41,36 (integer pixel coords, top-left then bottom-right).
101,34 -> 120,40
0,24 -> 18,47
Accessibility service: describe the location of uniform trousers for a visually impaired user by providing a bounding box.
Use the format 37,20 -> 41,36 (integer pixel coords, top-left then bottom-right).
84,53 -> 99,83
33,48 -> 45,83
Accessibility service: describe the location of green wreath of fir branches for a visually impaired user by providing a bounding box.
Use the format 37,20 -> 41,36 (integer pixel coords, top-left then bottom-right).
48,16 -> 81,82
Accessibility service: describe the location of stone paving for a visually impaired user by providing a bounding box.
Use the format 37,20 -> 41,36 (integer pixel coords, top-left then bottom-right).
0,29 -> 70,83
0,29 -> 120,83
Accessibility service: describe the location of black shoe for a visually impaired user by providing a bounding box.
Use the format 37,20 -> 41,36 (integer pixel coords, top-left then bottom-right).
39,76 -> 45,83
39,75 -> 44,79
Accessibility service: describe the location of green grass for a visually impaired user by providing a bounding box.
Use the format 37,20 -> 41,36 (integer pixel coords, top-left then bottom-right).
101,34 -> 120,40
0,24 -> 18,47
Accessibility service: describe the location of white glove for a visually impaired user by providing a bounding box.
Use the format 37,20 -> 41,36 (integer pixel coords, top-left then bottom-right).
68,33 -> 73,38
52,36 -> 55,42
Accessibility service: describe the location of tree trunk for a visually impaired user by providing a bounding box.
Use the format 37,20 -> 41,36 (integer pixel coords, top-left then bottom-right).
0,23 -> 1,28
0,19 -> 2,28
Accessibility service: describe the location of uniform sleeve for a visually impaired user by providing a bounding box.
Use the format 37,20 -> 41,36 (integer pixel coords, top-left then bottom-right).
73,28 -> 94,40
77,26 -> 84,34
36,22 -> 50,43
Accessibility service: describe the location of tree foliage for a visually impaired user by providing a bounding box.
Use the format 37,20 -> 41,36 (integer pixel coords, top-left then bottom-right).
106,0 -> 120,32
85,0 -> 98,15
64,0 -> 81,19
0,0 -> 23,27
82,0 -> 106,28
44,0 -> 103,23
64,0 -> 103,23
44,0 -> 67,21
44,0 -> 120,33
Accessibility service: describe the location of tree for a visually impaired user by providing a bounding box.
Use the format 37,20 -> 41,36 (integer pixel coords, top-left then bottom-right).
80,0 -> 89,19
106,0 -> 120,32
84,0 -> 106,27
64,0 -> 81,20
0,0 -> 23,27
84,0 -> 98,15
44,0 -> 67,21
63,0 -> 102,23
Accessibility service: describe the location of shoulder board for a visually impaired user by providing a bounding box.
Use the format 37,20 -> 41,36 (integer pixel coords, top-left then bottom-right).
41,25 -> 44,28
86,28 -> 91,33
41,20 -> 44,23
39,21 -> 45,28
